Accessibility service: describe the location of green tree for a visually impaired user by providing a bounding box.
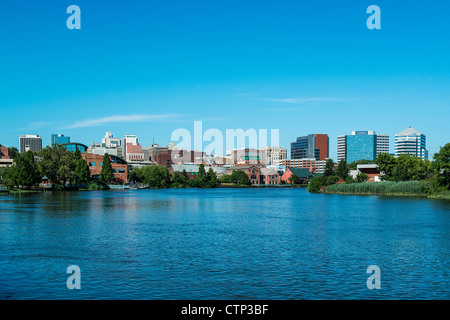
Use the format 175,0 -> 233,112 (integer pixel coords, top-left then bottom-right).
197,164 -> 207,187
308,175 -> 323,193
432,143 -> 450,189
0,166 -> 14,188
8,147 -> 19,159
147,165 -> 171,188
38,144 -> 77,186
345,176 -> 356,184
205,168 -> 219,188
375,153 -> 397,180
75,157 -> 91,184
336,159 -> 349,180
327,175 -> 341,186
356,172 -> 369,183
288,174 -> 302,185
128,167 -> 142,183
231,170 -> 251,185
9,151 -> 40,189
100,153 -> 115,183
391,154 -> 430,182
324,159 -> 335,177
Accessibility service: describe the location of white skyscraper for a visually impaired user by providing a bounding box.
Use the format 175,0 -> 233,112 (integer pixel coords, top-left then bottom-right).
395,127 -> 428,160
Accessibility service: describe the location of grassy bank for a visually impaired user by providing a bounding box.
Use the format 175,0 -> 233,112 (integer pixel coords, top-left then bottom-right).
325,181 -> 425,196
324,181 -> 450,199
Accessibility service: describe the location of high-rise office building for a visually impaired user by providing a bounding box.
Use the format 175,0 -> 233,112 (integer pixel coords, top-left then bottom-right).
337,131 -> 389,163
395,127 -> 428,160
19,135 -> 42,153
291,134 -> 329,160
51,134 -> 70,145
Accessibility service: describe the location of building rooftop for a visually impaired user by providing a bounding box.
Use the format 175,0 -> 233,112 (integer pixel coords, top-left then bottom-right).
397,127 -> 422,136
288,168 -> 313,178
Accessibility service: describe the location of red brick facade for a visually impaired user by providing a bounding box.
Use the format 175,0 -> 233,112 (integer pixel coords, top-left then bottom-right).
226,165 -> 261,185
0,145 -> 9,159
315,134 -> 329,161
82,153 -> 128,182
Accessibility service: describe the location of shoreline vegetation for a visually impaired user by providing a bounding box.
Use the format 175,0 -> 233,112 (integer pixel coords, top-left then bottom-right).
324,181 -> 450,199
307,143 -> 450,199
1,143 -> 449,199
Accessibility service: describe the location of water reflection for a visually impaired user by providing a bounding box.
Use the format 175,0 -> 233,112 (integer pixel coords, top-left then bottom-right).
0,188 -> 448,299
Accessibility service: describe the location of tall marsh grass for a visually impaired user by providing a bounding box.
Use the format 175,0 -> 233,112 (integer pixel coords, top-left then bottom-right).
325,181 -> 423,195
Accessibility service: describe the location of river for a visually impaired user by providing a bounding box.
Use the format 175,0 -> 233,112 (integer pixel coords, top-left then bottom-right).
0,188 -> 448,299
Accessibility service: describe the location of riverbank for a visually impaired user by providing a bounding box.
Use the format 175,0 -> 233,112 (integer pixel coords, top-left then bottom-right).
324,181 -> 450,199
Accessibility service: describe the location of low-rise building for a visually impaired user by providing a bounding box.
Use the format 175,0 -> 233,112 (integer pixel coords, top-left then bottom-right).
170,164 -> 227,180
226,165 -> 262,185
82,153 -> 128,182
260,167 -> 281,185
274,158 -> 327,174
349,164 -> 381,182
281,168 -> 313,184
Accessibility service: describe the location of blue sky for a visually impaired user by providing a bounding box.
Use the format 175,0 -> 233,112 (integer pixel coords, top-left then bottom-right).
0,0 -> 449,159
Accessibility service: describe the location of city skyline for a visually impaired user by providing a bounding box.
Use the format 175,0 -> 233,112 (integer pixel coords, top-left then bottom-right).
8,125 -> 434,162
1,1 -> 449,159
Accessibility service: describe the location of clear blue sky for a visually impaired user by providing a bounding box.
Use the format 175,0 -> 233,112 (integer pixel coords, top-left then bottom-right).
0,0 -> 449,159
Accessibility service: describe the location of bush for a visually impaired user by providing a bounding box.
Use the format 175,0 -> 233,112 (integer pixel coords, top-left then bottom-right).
308,175 -> 323,193
326,175 -> 341,186
87,181 -> 110,191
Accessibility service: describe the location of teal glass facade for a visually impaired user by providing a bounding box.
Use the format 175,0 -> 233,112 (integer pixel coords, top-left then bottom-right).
346,132 -> 376,163
51,134 -> 70,145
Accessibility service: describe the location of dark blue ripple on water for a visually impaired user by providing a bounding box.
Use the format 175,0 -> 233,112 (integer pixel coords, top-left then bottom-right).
0,189 -> 448,299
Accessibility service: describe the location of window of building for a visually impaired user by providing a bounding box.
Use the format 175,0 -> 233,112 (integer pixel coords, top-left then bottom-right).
89,162 -> 96,167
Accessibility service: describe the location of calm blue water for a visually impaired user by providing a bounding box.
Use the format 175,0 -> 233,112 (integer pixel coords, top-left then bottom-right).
0,188 -> 448,300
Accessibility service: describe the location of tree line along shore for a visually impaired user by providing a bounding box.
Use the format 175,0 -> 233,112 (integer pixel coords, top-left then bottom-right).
1,143 -> 449,199
307,143 -> 450,199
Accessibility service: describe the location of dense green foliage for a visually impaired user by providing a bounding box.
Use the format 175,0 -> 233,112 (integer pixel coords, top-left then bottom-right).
130,165 -> 171,188
323,159 -> 334,177
288,174 -> 302,185
39,144 -> 77,185
307,175 -> 324,193
375,153 -> 433,181
75,157 -> 91,183
336,159 -> 349,180
309,144 -> 450,196
325,181 -> 423,195
355,172 -> 369,183
220,170 -> 251,186
100,153 -> 115,183
87,180 -> 110,191
8,147 -> 19,159
130,164 -> 220,188
1,145 -> 94,190
432,143 -> 450,189
5,151 -> 40,189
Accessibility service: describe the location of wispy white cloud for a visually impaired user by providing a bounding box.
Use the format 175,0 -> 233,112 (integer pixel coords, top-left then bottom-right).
65,114 -> 180,129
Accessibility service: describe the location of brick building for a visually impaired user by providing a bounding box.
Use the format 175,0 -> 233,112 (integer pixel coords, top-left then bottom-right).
260,168 -> 281,185
226,165 -> 262,185
281,168 -> 313,184
0,145 -> 9,159
82,153 -> 128,182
